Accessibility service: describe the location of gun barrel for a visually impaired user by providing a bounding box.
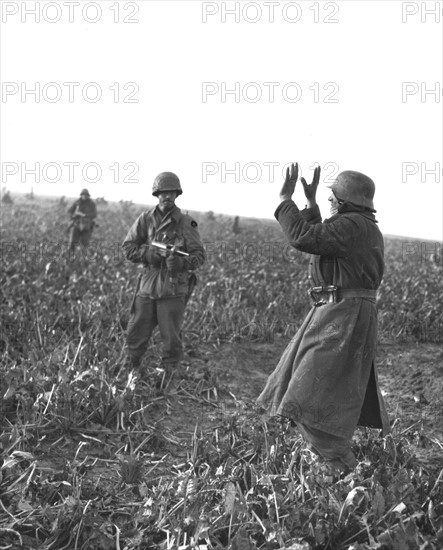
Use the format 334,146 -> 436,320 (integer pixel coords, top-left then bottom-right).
151,241 -> 189,257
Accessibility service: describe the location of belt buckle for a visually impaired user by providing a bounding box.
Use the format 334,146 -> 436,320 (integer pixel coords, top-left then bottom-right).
309,285 -> 338,306
325,285 -> 338,303
309,286 -> 326,307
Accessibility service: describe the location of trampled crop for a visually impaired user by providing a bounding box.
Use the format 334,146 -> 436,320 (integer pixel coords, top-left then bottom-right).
1,196 -> 442,549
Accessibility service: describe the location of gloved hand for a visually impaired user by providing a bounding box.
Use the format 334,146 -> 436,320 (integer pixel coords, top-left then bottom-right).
279,163 -> 298,201
301,165 -> 321,207
166,254 -> 185,272
144,245 -> 163,268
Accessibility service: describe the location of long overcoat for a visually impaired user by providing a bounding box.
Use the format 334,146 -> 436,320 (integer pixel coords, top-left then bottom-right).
257,200 -> 390,439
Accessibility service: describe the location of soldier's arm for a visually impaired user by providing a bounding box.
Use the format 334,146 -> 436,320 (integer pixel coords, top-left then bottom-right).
90,202 -> 97,219
67,201 -> 77,216
122,213 -> 150,264
182,218 -> 205,270
299,204 -> 322,224
275,200 -> 360,257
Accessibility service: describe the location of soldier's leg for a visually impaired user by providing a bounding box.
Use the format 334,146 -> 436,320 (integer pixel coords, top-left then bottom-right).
126,296 -> 157,368
156,296 -> 186,368
79,230 -> 92,248
79,231 -> 96,263
69,227 -> 81,252
297,423 -> 357,473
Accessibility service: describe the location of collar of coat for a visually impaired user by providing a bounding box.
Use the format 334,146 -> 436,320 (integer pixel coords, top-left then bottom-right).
153,204 -> 182,228
327,203 -> 378,224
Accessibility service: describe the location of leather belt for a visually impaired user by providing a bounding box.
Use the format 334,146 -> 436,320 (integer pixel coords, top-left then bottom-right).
309,286 -> 377,306
337,289 -> 377,299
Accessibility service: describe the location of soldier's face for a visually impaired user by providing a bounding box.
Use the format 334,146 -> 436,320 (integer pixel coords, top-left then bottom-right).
158,191 -> 177,212
80,193 -> 88,201
329,193 -> 342,216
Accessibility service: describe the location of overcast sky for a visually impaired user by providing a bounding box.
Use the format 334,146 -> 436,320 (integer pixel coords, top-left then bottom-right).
1,0 -> 442,240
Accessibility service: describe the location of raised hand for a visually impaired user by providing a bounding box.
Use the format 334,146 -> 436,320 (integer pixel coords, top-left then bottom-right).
279,163 -> 298,202
301,165 -> 321,207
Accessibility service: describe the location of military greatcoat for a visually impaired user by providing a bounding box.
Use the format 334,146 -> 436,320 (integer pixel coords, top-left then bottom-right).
257,200 -> 390,439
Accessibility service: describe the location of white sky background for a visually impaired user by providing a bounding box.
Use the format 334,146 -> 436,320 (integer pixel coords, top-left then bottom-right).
1,0 -> 442,240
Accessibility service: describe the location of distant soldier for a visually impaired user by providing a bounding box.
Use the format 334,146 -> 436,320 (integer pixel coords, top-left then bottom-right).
430,251 -> 441,268
232,215 -> 241,234
67,189 -> 97,252
122,172 -> 206,376
1,190 -> 13,204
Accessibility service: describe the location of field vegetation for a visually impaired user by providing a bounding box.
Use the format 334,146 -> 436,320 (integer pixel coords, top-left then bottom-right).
1,195 -> 442,549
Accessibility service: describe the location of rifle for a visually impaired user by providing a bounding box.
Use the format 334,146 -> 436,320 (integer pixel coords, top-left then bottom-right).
66,207 -> 86,233
151,241 -> 189,257
151,241 -> 189,296
67,210 -> 98,233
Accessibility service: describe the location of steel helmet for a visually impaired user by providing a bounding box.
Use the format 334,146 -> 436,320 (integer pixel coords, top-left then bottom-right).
152,172 -> 183,197
328,171 -> 375,210
80,188 -> 90,197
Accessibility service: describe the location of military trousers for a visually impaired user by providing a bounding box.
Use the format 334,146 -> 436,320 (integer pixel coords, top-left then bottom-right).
69,227 -> 93,251
126,295 -> 186,368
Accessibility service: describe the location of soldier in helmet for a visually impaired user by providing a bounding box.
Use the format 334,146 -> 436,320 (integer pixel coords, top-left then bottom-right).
257,164 -> 390,475
67,188 -> 97,252
122,172 -> 205,377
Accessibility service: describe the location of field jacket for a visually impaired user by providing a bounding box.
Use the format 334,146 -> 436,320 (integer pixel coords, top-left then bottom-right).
68,198 -> 97,232
122,205 -> 205,299
257,200 -> 390,439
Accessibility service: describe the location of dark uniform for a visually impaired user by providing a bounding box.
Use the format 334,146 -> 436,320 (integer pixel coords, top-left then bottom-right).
68,189 -> 97,251
122,192 -> 205,369
257,170 -> 390,472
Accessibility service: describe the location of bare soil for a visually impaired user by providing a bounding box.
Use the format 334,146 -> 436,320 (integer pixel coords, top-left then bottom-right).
142,338 -> 443,459
27,338 -> 443,478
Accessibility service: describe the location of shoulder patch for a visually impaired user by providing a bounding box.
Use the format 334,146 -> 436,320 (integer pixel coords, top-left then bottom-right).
191,220 -> 198,227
